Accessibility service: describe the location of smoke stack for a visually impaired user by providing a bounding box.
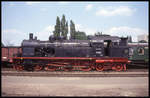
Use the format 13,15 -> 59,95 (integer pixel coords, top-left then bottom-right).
29,33 -> 33,40
34,36 -> 37,40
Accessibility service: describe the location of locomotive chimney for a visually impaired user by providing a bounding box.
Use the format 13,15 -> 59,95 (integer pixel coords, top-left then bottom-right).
29,33 -> 33,40
34,36 -> 37,40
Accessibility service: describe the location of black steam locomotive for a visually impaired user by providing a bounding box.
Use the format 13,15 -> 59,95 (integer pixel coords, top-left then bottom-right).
22,33 -> 129,58
12,33 -> 130,71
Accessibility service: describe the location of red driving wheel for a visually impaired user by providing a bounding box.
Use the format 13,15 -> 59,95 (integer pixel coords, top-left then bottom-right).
114,63 -> 123,71
63,67 -> 73,71
96,63 -> 104,71
80,66 -> 92,71
34,65 -> 43,71
44,65 -> 57,71
15,65 -> 24,71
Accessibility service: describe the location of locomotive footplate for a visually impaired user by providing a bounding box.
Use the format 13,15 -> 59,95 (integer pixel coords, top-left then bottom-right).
12,57 -> 130,71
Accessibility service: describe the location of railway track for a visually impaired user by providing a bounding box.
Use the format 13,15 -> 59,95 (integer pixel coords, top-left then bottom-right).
2,68 -> 148,77
2,65 -> 148,71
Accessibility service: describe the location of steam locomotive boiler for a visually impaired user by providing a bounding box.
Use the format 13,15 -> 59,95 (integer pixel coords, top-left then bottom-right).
12,33 -> 130,71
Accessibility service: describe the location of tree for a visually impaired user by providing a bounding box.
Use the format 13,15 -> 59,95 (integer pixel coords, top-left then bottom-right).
70,20 -> 87,40
53,14 -> 87,40
75,31 -> 87,40
70,20 -> 76,39
61,14 -> 68,39
53,16 -> 61,38
64,21 -> 68,39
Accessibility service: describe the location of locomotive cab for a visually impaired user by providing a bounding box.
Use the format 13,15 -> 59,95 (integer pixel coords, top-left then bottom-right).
104,40 -> 112,57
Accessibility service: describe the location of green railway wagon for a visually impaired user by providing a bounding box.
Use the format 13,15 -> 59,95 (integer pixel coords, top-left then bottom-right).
128,43 -> 149,67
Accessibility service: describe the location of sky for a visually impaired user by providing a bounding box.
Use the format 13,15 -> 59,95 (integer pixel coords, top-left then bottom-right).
2,1 -> 149,46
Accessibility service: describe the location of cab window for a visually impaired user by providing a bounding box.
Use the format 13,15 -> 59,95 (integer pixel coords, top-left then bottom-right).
137,47 -> 144,55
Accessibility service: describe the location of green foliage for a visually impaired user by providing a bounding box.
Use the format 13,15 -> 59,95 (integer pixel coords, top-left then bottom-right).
75,31 -> 87,40
53,16 -> 61,38
61,14 -> 68,39
61,14 -> 66,37
53,14 -> 68,39
70,20 -> 76,39
53,14 -> 87,40
64,21 -> 68,39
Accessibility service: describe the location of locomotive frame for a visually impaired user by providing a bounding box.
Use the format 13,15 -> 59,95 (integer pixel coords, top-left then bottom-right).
13,57 -> 130,71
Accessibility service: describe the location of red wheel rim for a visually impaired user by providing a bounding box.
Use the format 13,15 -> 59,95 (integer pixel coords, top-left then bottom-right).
115,64 -> 123,71
96,64 -> 104,71
63,67 -> 73,71
44,66 -> 56,71
79,62 -> 92,71
80,66 -> 92,71
34,65 -> 43,71
16,65 -> 24,71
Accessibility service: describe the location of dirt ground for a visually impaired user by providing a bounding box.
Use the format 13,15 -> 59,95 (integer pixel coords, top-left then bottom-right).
2,76 -> 148,97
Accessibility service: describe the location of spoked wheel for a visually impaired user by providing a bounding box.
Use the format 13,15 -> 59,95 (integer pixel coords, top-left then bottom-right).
96,63 -> 104,71
80,66 -> 92,71
44,65 -> 57,71
114,63 -> 123,71
63,67 -> 73,71
14,65 -> 24,71
34,65 -> 43,71
79,62 -> 92,71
